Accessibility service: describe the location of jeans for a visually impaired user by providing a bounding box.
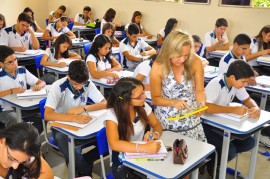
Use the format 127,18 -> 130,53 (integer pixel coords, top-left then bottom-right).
51,128 -> 99,176
202,123 -> 255,168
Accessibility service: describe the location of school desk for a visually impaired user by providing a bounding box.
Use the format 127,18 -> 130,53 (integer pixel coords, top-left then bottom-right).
208,50 -> 229,58
72,26 -> 95,39
257,55 -> 270,67
119,131 -> 215,179
15,50 -> 44,61
204,65 -> 219,82
245,85 -> 270,110
201,110 -> 270,179
44,66 -> 69,79
139,36 -> 157,46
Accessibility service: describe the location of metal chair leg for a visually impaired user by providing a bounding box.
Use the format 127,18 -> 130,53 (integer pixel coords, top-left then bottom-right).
234,153 -> 239,179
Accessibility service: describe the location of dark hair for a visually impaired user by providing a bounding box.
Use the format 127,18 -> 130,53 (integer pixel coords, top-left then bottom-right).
23,7 -> 37,31
102,22 -> 115,40
59,16 -> 70,23
0,45 -> 14,63
107,77 -> 148,141
131,11 -> 142,33
215,18 -> 228,28
0,123 -> 41,179
255,25 -> 270,50
0,14 -> 6,28
192,35 -> 202,44
226,60 -> 254,80
68,60 -> 89,83
86,34 -> 112,65
127,23 -> 140,36
83,6 -> 91,11
164,18 -> 178,39
58,5 -> 66,12
233,33 -> 251,46
53,34 -> 72,59
17,12 -> 32,24
103,8 -> 116,22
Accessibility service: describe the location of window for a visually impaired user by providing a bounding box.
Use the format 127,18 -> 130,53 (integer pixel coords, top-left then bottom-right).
220,0 -> 270,7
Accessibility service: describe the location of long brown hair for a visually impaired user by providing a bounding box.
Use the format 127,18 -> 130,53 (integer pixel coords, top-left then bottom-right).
131,11 -> 142,33
255,25 -> 270,50
107,77 -> 148,141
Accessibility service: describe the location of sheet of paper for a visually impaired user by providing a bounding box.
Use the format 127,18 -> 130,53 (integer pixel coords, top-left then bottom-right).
15,50 -> 40,55
17,89 -> 47,99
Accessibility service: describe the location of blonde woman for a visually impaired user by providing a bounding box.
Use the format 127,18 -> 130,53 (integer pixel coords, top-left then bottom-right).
150,31 -> 206,142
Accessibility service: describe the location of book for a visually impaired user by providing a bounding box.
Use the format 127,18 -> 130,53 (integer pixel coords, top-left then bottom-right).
16,89 -> 47,99
214,113 -> 248,122
124,140 -> 168,159
255,76 -> 270,87
167,106 -> 208,121
58,58 -> 77,65
15,50 -> 40,55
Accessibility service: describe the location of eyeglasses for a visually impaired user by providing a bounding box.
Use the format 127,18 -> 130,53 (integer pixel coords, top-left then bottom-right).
131,91 -> 145,100
4,58 -> 17,65
6,146 -> 35,165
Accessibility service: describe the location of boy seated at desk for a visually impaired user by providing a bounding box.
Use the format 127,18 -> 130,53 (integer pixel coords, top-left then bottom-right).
203,60 -> 260,177
0,45 -> 45,127
0,13 -> 40,52
74,6 -> 95,26
44,60 -> 107,177
119,23 -> 156,71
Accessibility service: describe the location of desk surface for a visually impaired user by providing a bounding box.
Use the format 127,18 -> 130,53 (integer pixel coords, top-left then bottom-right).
208,50 -> 229,58
204,66 -> 219,81
44,66 -> 69,74
72,26 -> 96,32
121,131 -> 215,179
257,55 -> 270,67
201,110 -> 270,134
15,50 -> 44,61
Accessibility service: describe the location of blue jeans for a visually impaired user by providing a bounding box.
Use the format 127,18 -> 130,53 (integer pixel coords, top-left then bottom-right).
51,128 -> 99,176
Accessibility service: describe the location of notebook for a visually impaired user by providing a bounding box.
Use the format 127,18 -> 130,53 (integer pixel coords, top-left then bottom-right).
214,113 -> 248,122
58,58 -> 77,65
17,89 -> 47,99
15,50 -> 40,55
255,76 -> 270,87
124,140 -> 168,159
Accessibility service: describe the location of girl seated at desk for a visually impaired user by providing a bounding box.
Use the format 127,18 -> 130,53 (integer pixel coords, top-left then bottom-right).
125,11 -> 152,39
41,34 -> 81,84
86,34 -> 122,79
157,18 -> 178,47
23,7 -> 44,33
0,14 -> 6,34
105,77 -> 163,179
102,22 -> 119,47
100,8 -> 121,32
42,16 -> 76,41
48,5 -> 66,23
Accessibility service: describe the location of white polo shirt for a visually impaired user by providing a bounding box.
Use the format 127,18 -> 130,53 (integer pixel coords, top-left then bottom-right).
45,77 -> 104,114
46,22 -> 70,37
86,54 -> 112,78
218,51 -> 245,75
100,19 -> 107,34
133,60 -> 152,85
158,28 -> 165,38
248,38 -> 260,66
0,66 -> 38,111
119,37 -> 149,69
44,48 -> 58,63
0,25 -> 33,49
205,74 -> 249,106
74,14 -> 91,24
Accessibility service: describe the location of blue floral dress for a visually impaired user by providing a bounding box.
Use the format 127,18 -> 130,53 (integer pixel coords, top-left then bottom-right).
154,70 -> 206,142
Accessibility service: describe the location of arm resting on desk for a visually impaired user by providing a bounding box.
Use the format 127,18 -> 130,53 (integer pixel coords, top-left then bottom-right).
245,48 -> 270,61
243,97 -> 261,118
122,51 -> 143,62
205,102 -> 248,116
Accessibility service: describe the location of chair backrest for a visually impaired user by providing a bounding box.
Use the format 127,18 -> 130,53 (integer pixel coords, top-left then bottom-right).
67,22 -> 74,31
46,18 -> 49,25
96,127 -> 109,155
39,98 -> 46,120
83,42 -> 91,55
34,54 -> 44,69
95,28 -> 101,35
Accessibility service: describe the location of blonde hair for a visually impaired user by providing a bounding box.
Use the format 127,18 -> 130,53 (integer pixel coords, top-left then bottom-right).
156,31 -> 194,81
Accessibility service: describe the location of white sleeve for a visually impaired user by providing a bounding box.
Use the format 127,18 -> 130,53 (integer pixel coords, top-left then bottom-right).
74,14 -> 80,22
63,27 -> 70,33
204,32 -> 212,47
44,48 -> 51,56
104,109 -> 118,126
45,83 -> 61,110
125,23 -> 130,30
86,54 -> 97,63
25,68 -> 39,86
140,39 -> 149,51
144,102 -> 152,116
235,88 -> 249,101
137,61 -> 151,77
119,41 -> 129,53
158,29 -> 165,38
0,29 -> 9,46
87,80 -> 105,103
205,78 -> 220,103
46,24 -> 52,31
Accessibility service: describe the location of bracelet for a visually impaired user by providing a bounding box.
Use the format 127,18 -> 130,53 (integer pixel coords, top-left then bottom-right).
154,131 -> 160,139
136,143 -> 140,153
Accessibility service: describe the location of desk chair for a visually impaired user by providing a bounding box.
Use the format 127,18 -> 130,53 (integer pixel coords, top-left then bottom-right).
46,18 -> 49,25
34,54 -> 44,78
83,42 -> 91,56
95,28 -> 101,35
68,22 -> 74,31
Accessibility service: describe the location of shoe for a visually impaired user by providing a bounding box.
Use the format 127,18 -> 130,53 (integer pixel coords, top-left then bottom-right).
260,135 -> 270,148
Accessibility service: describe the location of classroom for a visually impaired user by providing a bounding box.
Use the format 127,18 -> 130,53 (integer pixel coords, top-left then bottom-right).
0,0 -> 270,179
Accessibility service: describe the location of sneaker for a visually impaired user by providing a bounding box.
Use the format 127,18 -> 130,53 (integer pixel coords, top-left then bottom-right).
260,135 -> 270,148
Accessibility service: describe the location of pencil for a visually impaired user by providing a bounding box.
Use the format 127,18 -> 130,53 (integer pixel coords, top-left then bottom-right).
83,108 -> 90,116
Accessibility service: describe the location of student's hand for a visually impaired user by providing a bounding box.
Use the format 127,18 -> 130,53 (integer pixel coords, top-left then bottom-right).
248,77 -> 257,86
17,46 -> 27,52
218,38 -> 226,44
12,87 -> 25,94
140,51 -> 148,56
248,107 -> 261,119
66,106 -> 84,115
142,141 -> 161,153
147,35 -> 153,39
171,100 -> 190,110
108,73 -> 119,79
57,62 -> 67,68
143,131 -> 159,141
114,22 -> 121,27
73,115 -> 92,124
32,84 -> 43,91
232,106 -> 248,115
194,102 -> 206,117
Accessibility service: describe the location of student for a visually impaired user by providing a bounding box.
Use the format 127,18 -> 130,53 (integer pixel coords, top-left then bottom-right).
203,18 -> 229,66
219,33 -> 251,75
105,77 -> 163,178
204,60 -> 260,176
157,18 -> 178,47
41,34 -> 81,84
119,23 -> 156,71
245,25 -> 270,75
100,8 -> 121,32
23,7 -> 44,32
125,11 -> 152,39
74,6 -> 94,26
0,123 -> 53,179
86,34 -> 121,79
0,13 -> 40,52
192,35 -> 209,66
102,22 -> 119,47
44,60 -> 106,177
48,5 -> 66,23
0,45 -> 46,127
42,16 -> 76,41
150,31 -> 206,141
0,14 -> 6,45
133,54 -> 156,91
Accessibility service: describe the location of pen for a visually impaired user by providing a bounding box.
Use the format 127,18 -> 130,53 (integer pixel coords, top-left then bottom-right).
131,158 -> 164,162
83,108 -> 90,116
148,133 -> 153,141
